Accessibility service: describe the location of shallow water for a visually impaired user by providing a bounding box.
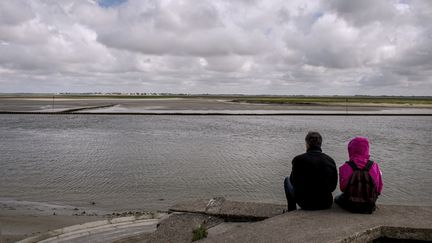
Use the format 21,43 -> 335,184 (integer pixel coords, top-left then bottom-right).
0,115 -> 431,211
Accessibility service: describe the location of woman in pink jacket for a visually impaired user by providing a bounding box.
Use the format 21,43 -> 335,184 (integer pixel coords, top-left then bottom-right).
335,137 -> 383,213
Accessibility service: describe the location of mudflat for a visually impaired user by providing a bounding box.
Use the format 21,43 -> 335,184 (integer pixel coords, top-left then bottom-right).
0,199 -> 104,243
1,97 -> 431,113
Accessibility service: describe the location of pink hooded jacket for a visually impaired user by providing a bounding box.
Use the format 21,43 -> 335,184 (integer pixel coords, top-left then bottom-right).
339,137 -> 383,194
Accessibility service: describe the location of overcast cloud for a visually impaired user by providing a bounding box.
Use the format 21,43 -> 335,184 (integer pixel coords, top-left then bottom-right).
0,0 -> 431,95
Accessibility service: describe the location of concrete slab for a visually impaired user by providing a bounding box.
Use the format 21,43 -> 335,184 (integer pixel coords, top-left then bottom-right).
15,200 -> 432,243
170,197 -> 285,221
207,222 -> 251,237
143,213 -> 223,243
17,215 -> 165,243
169,199 -> 210,214
201,204 -> 432,243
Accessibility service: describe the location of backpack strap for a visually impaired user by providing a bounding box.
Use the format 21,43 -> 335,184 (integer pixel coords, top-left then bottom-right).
347,160 -> 374,171
347,161 -> 359,171
364,160 -> 374,171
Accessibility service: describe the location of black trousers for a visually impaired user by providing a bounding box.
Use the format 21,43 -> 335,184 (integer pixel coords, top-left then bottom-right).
284,176 -> 297,211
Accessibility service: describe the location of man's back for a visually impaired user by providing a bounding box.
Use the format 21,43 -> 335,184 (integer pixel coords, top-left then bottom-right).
290,147 -> 337,210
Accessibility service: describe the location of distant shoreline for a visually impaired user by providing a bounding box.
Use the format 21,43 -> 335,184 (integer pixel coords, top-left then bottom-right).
1,111 -> 432,116
1,94 -> 432,106
1,96 -> 432,113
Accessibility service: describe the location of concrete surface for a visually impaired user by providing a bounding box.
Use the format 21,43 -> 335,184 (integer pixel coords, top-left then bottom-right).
200,204 -> 432,243
207,222 -> 252,237
141,213 -> 223,243
15,198 -> 432,243
16,214 -> 167,243
170,197 -> 286,221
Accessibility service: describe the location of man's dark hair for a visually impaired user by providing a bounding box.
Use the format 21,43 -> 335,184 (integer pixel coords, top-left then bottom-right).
305,131 -> 322,148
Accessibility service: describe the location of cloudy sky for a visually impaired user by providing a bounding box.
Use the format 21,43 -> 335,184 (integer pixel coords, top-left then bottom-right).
0,0 -> 431,95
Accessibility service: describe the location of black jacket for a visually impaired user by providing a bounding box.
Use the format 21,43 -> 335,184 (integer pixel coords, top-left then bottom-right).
290,146 -> 337,210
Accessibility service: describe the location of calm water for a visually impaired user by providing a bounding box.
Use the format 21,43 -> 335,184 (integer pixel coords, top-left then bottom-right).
0,115 -> 431,211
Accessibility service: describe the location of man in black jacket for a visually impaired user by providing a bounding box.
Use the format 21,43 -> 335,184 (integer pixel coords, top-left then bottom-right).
284,131 -> 337,211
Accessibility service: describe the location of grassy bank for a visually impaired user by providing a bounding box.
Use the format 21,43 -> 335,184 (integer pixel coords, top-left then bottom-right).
1,94 -> 432,106
231,96 -> 432,106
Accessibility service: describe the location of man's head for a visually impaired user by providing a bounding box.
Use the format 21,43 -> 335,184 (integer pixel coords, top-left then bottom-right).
305,131 -> 322,149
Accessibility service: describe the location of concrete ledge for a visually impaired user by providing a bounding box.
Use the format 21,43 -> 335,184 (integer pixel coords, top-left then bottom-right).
15,200 -> 432,243
200,204 -> 432,243
170,197 -> 286,221
334,226 -> 432,243
16,213 -> 165,243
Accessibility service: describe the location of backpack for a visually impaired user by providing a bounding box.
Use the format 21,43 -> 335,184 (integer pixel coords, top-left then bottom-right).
344,160 -> 379,214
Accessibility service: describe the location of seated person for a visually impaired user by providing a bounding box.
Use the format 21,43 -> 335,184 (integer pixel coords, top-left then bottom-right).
335,137 -> 383,214
284,131 -> 338,211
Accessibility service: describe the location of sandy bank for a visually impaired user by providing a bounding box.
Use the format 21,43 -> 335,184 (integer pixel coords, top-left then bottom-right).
0,199 -> 106,242
1,214 -> 104,243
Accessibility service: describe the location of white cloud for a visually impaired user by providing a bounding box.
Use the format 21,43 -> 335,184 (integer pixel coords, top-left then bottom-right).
0,1 -> 34,25
0,0 -> 431,95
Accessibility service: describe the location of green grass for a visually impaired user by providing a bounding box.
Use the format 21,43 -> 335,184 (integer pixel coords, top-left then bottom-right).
231,97 -> 432,105
1,93 -> 431,105
192,225 -> 208,241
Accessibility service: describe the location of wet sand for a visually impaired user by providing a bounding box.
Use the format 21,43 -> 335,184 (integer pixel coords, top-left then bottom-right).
0,199 -> 162,242
1,214 -> 103,243
0,199 -> 106,242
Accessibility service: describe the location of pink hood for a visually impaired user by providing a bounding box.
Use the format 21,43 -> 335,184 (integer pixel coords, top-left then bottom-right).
339,136 -> 383,194
348,137 -> 370,169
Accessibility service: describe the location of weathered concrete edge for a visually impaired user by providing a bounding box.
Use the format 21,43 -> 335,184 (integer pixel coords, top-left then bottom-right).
169,209 -> 269,222
199,203 -> 432,243
334,226 -> 432,243
16,201 -> 432,243
16,214 -> 163,243
169,198 -> 286,222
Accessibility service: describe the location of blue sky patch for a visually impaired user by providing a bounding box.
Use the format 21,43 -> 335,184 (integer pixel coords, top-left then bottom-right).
98,0 -> 128,8
312,11 -> 324,21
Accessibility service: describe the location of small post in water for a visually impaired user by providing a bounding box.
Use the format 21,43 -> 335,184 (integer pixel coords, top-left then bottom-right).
52,95 -> 55,112
345,98 -> 348,114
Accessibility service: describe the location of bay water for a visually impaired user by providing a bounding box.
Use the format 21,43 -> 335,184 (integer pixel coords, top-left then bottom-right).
1,114 -> 431,211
